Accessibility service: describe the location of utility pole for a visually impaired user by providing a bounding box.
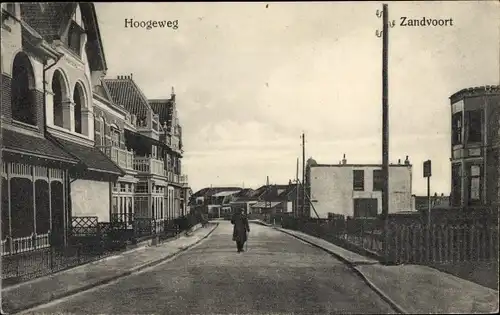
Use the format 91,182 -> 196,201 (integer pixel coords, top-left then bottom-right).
296,157 -> 299,218
377,3 -> 394,263
302,132 -> 306,218
266,176 -> 270,222
381,4 -> 389,221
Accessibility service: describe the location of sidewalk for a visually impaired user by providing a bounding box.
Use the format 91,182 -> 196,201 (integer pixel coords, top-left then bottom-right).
250,220 -> 499,314
1,223 -> 219,314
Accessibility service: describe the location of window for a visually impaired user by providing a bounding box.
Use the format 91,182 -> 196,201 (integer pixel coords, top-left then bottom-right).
373,169 -> 383,191
73,84 -> 85,134
452,112 -> 462,145
466,110 -> 482,143
353,170 -> 364,191
111,129 -> 120,147
451,164 -> 461,206
467,164 -> 482,205
52,70 -> 66,128
11,53 -> 36,125
3,3 -> 15,15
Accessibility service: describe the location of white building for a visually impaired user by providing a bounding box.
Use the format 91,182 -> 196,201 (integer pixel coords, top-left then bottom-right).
307,156 -> 413,218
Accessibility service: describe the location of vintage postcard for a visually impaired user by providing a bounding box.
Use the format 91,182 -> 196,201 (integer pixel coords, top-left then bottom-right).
0,1 -> 499,314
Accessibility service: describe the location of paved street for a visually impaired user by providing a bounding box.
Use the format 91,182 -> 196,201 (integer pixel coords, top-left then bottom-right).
23,222 -> 396,315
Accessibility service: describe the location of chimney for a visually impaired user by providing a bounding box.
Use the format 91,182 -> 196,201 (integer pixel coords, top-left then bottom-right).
404,155 -> 410,165
171,86 -> 176,101
398,159 -> 401,165
130,73 -> 133,80
342,154 -> 347,165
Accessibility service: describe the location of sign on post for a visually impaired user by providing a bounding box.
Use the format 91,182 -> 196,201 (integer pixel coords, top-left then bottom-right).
423,160 -> 432,227
423,160 -> 432,178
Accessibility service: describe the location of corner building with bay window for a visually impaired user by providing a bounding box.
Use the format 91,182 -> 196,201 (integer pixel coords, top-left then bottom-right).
449,85 -> 500,209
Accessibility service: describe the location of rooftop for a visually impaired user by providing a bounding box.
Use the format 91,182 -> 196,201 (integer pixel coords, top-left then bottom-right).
449,85 -> 500,104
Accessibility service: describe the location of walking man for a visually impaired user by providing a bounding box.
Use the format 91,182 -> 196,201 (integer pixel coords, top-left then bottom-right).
231,208 -> 250,253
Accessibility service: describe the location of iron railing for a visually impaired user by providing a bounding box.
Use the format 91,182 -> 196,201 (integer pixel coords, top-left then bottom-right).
1,212 -> 205,286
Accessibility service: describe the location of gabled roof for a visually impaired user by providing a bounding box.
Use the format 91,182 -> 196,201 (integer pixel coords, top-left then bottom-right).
102,76 -> 152,120
149,99 -> 174,131
191,187 -> 242,198
234,188 -> 255,198
212,191 -> 240,197
249,184 -> 297,202
93,82 -> 112,102
20,3 -> 107,71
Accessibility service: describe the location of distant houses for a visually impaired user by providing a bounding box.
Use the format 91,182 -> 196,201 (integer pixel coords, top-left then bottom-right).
189,181 -> 300,219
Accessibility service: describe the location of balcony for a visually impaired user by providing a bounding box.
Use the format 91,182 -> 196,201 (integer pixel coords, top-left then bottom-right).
180,174 -> 189,187
98,146 -> 134,170
133,156 -> 167,177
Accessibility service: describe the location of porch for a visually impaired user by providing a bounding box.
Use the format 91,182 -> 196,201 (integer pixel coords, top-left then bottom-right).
1,162 -> 67,256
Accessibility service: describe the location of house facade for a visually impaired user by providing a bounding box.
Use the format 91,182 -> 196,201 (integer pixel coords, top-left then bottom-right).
306,156 -> 413,219
1,3 -> 190,256
1,3 -> 124,254
449,86 -> 500,210
101,76 -> 189,224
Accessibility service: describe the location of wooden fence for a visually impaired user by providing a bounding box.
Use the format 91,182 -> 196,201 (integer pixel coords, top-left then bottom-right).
281,216 -> 499,265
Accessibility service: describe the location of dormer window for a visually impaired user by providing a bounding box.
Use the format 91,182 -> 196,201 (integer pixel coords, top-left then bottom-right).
67,21 -> 83,56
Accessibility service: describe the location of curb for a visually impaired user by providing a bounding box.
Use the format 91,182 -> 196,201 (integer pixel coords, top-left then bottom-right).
8,223 -> 219,315
257,222 -> 407,314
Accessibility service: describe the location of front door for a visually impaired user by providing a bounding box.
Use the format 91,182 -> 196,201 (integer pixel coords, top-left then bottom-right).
353,198 -> 378,218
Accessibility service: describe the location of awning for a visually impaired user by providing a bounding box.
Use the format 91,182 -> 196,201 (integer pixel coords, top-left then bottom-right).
251,201 -> 282,208
2,128 -> 78,166
51,136 -> 124,176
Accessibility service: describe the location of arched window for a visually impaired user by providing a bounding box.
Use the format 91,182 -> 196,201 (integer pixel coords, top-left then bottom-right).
11,52 -> 36,125
52,70 -> 67,128
73,83 -> 85,134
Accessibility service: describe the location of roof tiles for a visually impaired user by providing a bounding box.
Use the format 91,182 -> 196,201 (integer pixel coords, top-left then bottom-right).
102,77 -> 152,120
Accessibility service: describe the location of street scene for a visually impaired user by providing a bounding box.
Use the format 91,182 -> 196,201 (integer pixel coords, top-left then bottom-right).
1,1 -> 499,315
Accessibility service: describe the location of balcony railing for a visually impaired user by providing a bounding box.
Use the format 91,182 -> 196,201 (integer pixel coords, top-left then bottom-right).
133,156 -> 167,177
180,174 -> 189,186
98,146 -> 134,170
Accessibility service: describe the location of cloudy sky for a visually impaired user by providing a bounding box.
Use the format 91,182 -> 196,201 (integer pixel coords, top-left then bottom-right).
95,1 -> 499,194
